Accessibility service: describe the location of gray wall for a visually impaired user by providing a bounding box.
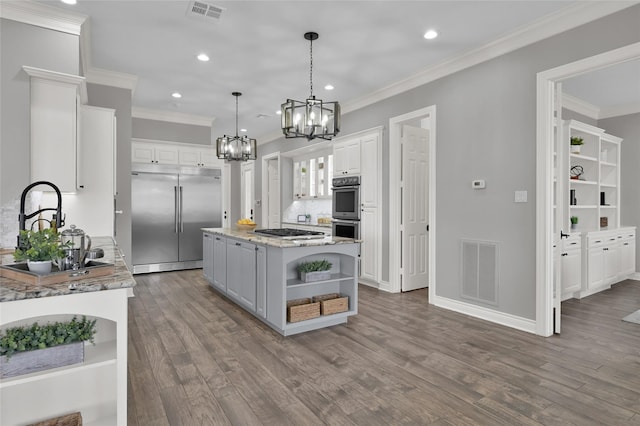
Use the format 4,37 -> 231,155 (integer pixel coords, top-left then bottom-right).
86,83 -> 133,267
132,118 -> 211,145
0,18 -> 79,245
599,113 -> 640,271
251,5 -> 640,320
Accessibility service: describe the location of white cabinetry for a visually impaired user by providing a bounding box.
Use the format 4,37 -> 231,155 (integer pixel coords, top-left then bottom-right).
292,151 -> 333,199
620,230 -> 636,276
582,228 -> 636,297
23,66 -> 84,193
226,239 -> 257,312
132,139 -> 219,167
212,235 -> 227,292
560,234 -> 582,300
256,245 -> 267,319
203,233 -> 214,283
564,120 -> 621,232
132,141 -> 178,164
333,139 -> 361,176
179,146 -> 217,167
332,129 -> 382,285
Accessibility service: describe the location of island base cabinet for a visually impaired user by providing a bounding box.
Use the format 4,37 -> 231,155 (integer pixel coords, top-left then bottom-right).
226,240 -> 256,312
212,235 -> 227,291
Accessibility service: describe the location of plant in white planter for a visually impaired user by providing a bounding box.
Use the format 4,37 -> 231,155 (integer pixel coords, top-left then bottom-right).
297,259 -> 332,282
0,316 -> 97,378
570,216 -> 578,230
13,228 -> 68,274
570,136 -> 584,154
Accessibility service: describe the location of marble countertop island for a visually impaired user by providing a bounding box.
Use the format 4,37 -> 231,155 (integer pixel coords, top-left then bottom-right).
0,236 -> 135,302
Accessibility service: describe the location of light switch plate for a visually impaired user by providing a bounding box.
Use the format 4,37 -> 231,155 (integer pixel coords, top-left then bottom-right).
515,190 -> 527,203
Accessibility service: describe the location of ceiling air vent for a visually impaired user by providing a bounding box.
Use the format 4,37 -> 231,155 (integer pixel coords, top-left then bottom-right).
187,1 -> 225,21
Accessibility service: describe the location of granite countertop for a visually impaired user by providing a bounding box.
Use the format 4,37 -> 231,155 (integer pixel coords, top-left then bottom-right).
202,228 -> 359,248
0,237 -> 136,302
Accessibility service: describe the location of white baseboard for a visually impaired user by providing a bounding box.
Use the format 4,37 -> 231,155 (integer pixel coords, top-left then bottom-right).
631,272 -> 640,281
358,278 -> 394,293
431,295 -> 537,334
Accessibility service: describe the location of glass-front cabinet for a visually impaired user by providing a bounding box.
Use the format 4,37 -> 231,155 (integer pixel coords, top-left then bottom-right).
293,151 -> 333,199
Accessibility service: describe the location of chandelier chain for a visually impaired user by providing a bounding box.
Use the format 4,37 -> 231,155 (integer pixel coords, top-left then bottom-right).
235,94 -> 239,136
309,36 -> 313,98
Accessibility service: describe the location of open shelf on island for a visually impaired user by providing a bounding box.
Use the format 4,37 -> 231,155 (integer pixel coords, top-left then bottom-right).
287,273 -> 353,288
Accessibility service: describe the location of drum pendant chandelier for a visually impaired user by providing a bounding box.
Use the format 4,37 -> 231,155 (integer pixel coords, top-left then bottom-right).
216,92 -> 257,161
281,32 -> 340,141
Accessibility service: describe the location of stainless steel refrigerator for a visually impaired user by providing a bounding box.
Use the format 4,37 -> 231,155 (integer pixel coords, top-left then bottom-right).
131,164 -> 222,274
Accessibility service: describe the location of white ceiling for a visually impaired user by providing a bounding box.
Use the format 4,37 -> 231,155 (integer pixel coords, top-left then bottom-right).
29,1 -> 637,140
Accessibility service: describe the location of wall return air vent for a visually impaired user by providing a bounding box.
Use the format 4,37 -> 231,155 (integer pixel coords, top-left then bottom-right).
186,1 -> 224,21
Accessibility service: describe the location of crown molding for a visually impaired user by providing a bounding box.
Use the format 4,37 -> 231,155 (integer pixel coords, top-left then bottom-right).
343,1 -> 637,114
85,67 -> 138,93
599,103 -> 640,119
0,0 -> 86,35
132,107 -> 214,127
562,93 -> 600,119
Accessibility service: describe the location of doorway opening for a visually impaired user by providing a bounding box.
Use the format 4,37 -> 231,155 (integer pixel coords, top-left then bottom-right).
536,42 -> 640,336
240,162 -> 255,221
389,105 -> 436,298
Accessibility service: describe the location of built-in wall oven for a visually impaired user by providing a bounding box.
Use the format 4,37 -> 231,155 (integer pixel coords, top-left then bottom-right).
332,176 -> 360,221
332,176 -> 361,240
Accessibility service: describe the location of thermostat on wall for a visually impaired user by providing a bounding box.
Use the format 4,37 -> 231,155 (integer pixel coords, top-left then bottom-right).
472,179 -> 486,189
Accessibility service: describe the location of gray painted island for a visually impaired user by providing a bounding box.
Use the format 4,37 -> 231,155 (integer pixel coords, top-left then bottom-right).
202,228 -> 360,335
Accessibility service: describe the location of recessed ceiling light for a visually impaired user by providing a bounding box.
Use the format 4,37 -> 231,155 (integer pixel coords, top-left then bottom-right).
240,128 -> 247,133
197,53 -> 210,62
324,84 -> 334,91
424,30 -> 438,40
61,0 -> 76,4
171,92 -> 182,99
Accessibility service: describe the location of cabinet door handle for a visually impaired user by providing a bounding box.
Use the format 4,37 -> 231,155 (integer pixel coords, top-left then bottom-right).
570,242 -> 577,245
624,242 -> 629,246
235,242 -> 241,246
561,253 -> 568,256
215,237 -> 221,241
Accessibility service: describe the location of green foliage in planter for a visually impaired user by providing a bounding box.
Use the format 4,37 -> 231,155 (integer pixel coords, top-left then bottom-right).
13,228 -> 69,262
0,316 -> 97,359
570,216 -> 579,224
570,136 -> 584,146
297,259 -> 332,273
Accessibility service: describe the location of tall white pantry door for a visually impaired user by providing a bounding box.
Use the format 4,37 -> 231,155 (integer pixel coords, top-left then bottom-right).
401,124 -> 429,291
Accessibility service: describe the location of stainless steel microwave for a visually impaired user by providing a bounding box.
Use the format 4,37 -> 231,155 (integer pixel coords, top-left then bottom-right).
332,176 -> 360,221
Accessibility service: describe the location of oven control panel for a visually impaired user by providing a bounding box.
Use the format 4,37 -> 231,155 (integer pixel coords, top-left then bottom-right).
332,176 -> 360,187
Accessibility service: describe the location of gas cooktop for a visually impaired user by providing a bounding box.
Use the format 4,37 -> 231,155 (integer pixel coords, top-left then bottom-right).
253,228 -> 326,240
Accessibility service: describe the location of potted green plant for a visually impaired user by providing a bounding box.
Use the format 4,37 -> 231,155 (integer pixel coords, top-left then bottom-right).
297,259 -> 332,282
0,316 -> 97,378
570,216 -> 578,231
570,136 -> 584,154
13,228 -> 68,274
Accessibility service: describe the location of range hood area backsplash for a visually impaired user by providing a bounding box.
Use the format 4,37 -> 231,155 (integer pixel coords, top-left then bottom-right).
283,198 -> 332,224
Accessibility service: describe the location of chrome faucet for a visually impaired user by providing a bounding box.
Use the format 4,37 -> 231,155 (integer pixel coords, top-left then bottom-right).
17,181 -> 65,249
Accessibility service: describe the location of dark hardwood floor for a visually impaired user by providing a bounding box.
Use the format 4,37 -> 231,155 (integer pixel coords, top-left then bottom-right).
127,270 -> 640,425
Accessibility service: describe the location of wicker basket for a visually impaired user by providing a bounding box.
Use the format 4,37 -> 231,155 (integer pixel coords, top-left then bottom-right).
313,293 -> 349,315
28,412 -> 82,426
287,298 -> 320,323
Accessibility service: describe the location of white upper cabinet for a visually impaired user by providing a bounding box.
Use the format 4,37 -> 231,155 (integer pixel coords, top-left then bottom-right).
132,141 -> 178,164
292,150 -> 333,199
24,66 -> 84,192
360,134 -> 379,207
333,139 -> 361,176
132,140 -> 219,167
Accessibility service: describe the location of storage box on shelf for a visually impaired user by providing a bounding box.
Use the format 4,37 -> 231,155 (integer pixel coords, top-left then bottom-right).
286,298 -> 320,323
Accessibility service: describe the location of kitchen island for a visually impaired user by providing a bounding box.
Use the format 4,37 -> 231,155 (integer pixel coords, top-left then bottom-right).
202,228 -> 360,336
0,237 -> 135,426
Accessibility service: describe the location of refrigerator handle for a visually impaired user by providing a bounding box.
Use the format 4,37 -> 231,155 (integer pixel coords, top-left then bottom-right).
174,186 -> 179,233
179,186 -> 184,232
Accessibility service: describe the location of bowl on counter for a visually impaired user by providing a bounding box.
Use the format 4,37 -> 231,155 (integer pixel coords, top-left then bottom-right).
236,223 -> 257,231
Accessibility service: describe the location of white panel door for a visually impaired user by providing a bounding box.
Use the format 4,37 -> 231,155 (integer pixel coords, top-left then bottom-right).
241,162 -> 255,220
360,207 -> 378,282
401,125 -> 429,292
360,135 -> 378,207
267,158 -> 281,228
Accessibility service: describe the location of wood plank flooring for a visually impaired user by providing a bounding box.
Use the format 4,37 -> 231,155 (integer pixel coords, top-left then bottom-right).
127,271 -> 640,425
